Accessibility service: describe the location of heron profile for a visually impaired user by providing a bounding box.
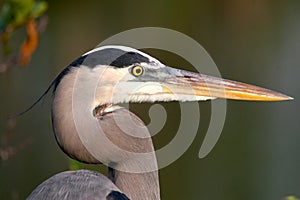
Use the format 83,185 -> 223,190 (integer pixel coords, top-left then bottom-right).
26,45 -> 291,200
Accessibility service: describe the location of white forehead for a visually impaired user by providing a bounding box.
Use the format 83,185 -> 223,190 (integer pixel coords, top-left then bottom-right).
83,45 -> 163,66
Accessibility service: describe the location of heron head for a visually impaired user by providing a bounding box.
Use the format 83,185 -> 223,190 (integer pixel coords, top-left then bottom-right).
55,45 -> 292,108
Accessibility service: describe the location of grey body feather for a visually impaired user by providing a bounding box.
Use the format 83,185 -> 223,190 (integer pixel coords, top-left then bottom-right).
27,170 -> 129,200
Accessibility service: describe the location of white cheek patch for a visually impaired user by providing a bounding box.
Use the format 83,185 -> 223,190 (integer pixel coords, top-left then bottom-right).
128,94 -> 215,103
113,82 -> 163,96
109,81 -> 215,104
134,83 -> 163,94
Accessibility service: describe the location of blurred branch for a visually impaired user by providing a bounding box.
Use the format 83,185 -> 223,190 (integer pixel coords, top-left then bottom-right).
0,0 -> 48,73
0,0 -> 48,163
0,119 -> 34,162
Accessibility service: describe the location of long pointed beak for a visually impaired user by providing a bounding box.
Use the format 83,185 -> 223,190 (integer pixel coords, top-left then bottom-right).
160,67 -> 292,101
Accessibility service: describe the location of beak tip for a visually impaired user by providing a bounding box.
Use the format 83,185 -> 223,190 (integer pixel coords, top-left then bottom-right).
273,94 -> 293,101
287,96 -> 294,100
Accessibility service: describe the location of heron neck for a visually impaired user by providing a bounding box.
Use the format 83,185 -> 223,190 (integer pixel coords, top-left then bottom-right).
99,107 -> 161,199
52,67 -> 161,199
113,168 -> 160,200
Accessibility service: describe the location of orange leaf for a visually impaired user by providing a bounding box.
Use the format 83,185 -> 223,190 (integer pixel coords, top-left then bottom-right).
19,20 -> 39,66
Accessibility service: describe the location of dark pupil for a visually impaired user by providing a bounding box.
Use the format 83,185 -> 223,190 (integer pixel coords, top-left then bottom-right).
135,68 -> 141,74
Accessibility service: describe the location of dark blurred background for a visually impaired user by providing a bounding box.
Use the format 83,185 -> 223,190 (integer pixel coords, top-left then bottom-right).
0,1 -> 299,199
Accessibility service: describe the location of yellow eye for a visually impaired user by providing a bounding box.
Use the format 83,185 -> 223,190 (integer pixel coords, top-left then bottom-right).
131,65 -> 144,77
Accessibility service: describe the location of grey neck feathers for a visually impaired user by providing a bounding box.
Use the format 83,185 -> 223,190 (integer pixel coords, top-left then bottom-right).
52,66 -> 161,199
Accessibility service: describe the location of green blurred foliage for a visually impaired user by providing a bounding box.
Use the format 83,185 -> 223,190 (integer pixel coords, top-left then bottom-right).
0,0 -> 47,32
68,158 -> 84,171
285,196 -> 300,200
0,0 -> 48,70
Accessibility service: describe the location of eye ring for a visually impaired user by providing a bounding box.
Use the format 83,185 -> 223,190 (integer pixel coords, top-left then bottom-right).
131,65 -> 144,77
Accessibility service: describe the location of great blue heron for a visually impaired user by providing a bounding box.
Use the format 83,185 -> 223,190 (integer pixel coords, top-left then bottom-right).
26,45 -> 291,199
